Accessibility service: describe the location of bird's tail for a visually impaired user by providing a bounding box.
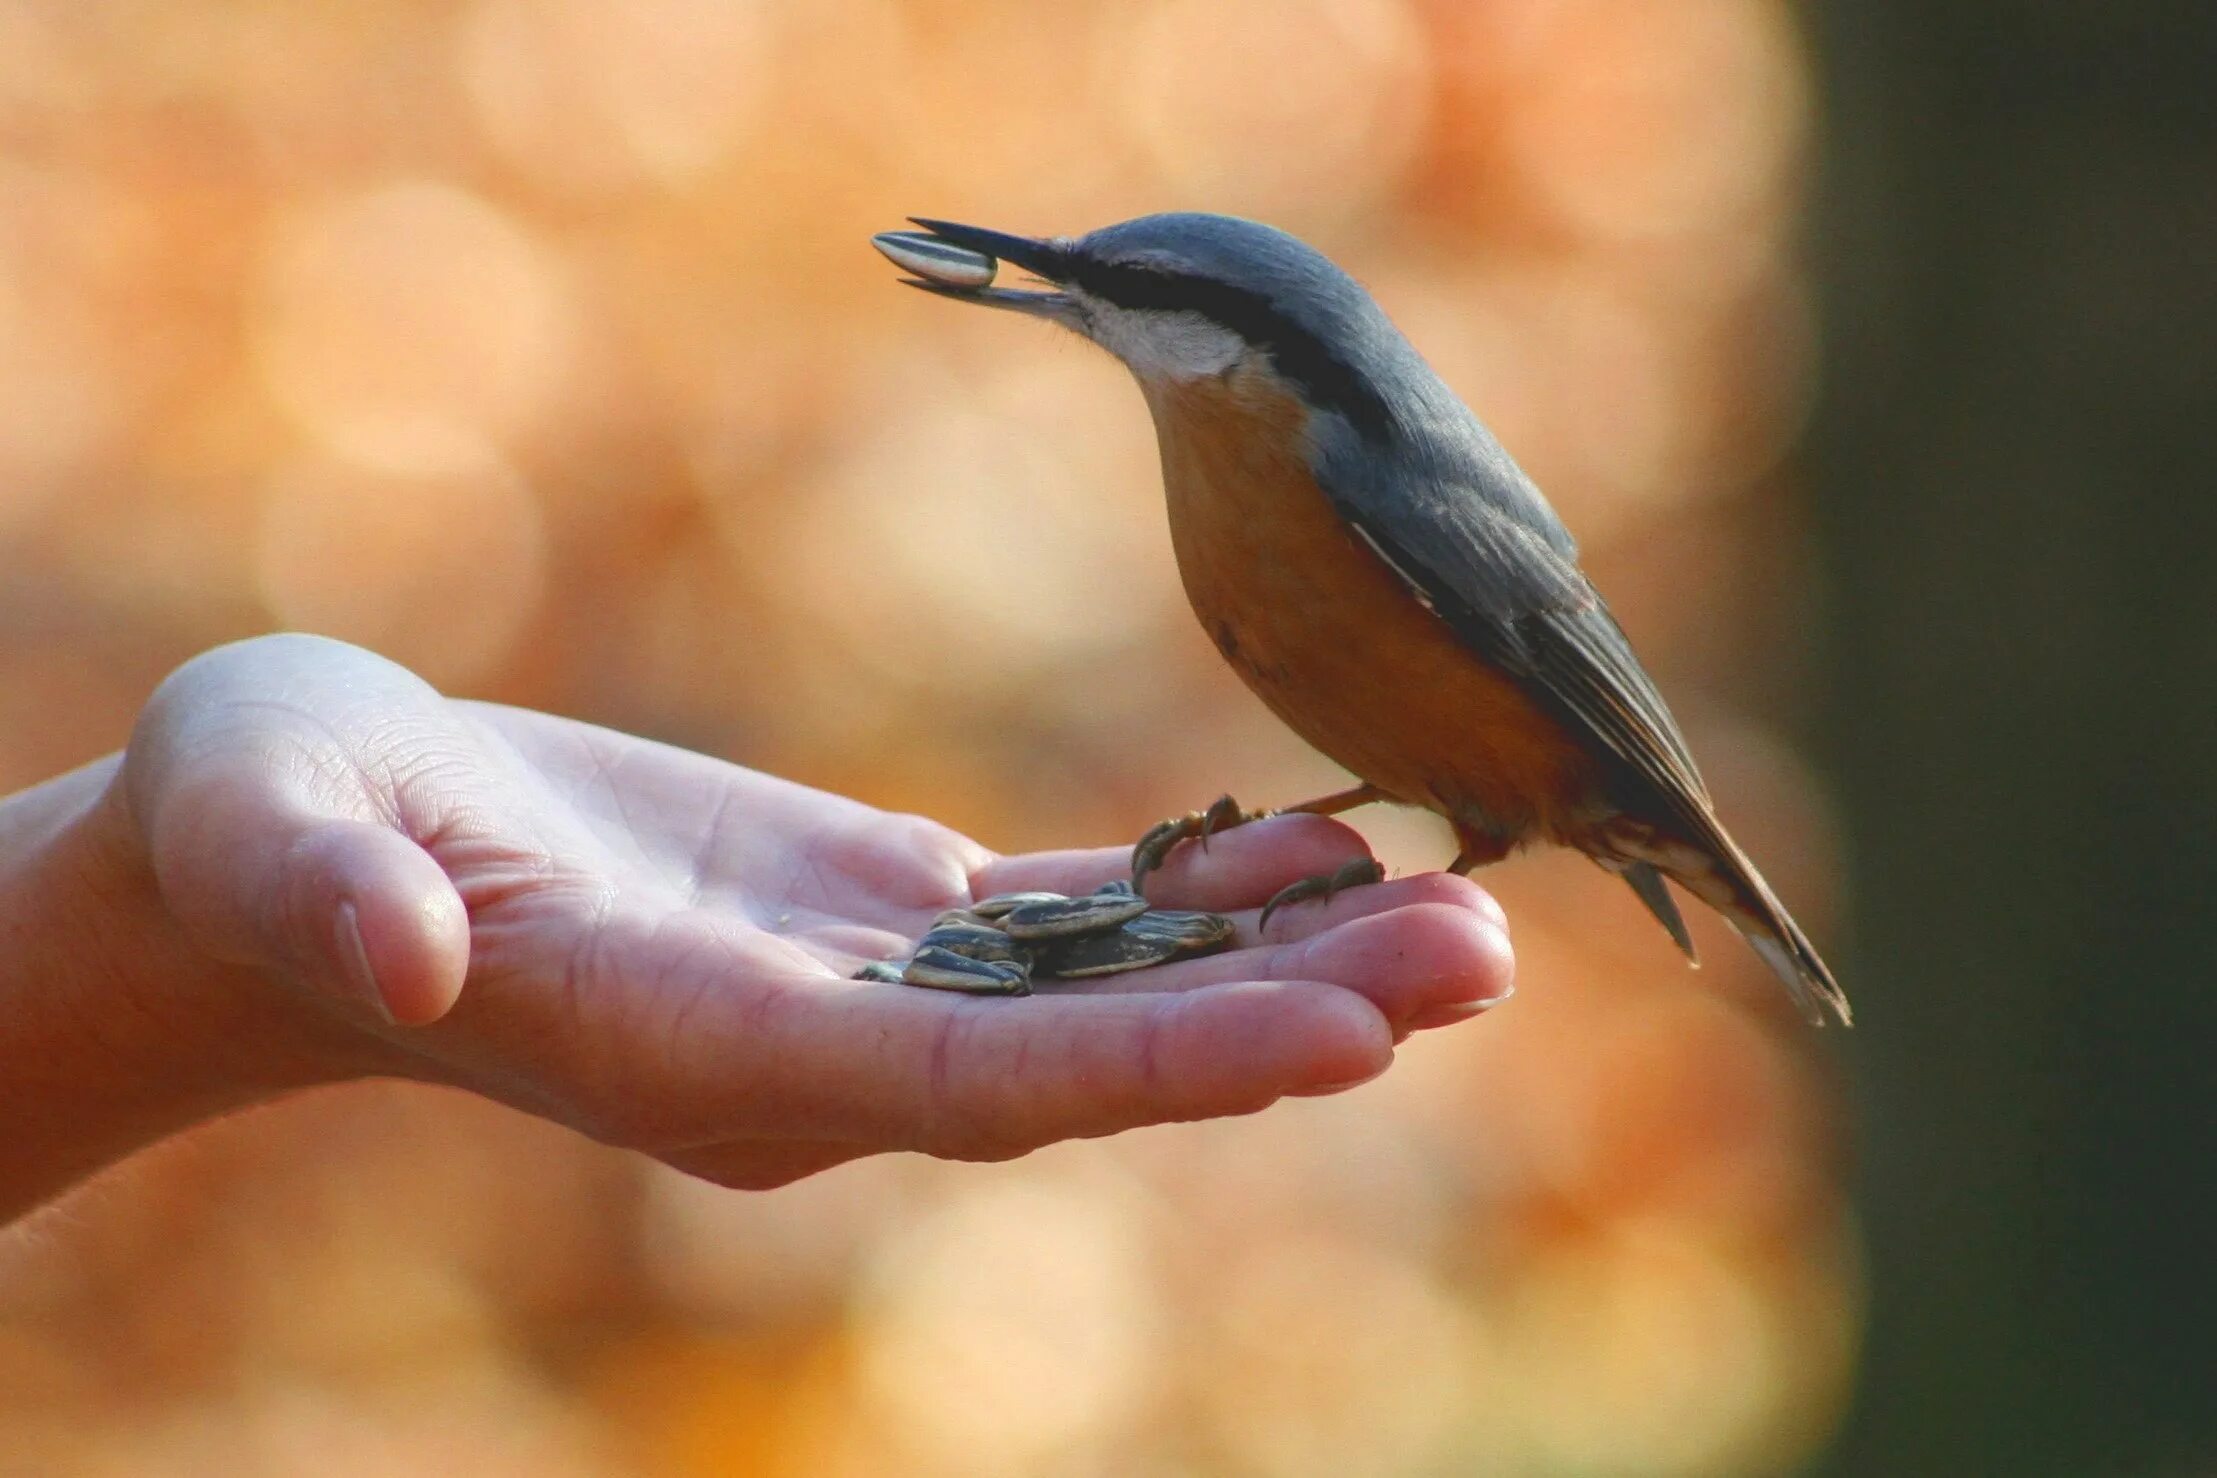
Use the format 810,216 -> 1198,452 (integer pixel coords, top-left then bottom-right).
1601,821 -> 1851,1027
1729,875 -> 1850,1028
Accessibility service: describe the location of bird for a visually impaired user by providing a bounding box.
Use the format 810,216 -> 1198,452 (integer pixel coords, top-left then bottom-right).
876,213 -> 1849,1026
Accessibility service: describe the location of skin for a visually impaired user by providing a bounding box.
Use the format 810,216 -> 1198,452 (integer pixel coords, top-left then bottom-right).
0,635 -> 1514,1222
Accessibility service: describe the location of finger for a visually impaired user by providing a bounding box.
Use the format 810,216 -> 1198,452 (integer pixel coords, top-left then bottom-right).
973,813 -> 1376,911
305,822 -> 473,1025
1034,899 -> 1515,1030
1232,868 -> 1511,942
143,762 -> 472,1025
679,973 -> 1394,1160
661,1140 -> 867,1192
124,636 -> 474,1024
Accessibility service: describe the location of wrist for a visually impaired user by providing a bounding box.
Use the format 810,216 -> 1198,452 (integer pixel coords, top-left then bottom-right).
0,758 -> 377,1219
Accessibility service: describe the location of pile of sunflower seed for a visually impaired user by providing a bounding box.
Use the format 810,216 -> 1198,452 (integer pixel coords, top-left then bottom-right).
852,880 -> 1235,996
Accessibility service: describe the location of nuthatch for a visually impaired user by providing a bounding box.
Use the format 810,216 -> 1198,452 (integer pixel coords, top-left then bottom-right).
877,213 -> 1848,1025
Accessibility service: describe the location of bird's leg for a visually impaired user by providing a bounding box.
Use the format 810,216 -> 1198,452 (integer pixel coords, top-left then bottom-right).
1256,856 -> 1389,931
1131,794 -> 1259,893
1257,808 -> 1513,930
1131,784 -> 1385,893
1278,784 -> 1389,819
1448,822 -> 1511,876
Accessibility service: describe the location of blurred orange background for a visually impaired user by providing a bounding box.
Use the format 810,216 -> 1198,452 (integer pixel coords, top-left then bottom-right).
0,2 -> 1859,1473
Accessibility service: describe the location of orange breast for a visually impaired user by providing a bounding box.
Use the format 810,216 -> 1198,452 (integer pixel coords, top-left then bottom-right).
1145,371 -> 1598,844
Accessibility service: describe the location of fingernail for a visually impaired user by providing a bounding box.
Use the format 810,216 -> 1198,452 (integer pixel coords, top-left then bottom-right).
1406,986 -> 1515,1031
1288,1060 -> 1392,1097
334,900 -> 395,1024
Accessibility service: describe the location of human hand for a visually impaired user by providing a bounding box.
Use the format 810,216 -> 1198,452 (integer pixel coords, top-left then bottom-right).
14,635 -> 1512,1206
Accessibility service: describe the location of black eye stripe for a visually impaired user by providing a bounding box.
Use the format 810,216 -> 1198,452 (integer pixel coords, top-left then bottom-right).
1064,257 -> 1392,439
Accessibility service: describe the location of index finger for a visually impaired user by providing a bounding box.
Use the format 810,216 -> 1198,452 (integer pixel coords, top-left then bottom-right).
678,970 -> 1396,1162
970,813 -> 1376,913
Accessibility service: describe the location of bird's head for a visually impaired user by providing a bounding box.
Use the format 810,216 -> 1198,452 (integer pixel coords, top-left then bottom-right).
885,212 -> 1413,441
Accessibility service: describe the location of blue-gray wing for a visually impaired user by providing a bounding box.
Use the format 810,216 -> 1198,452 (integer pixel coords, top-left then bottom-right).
1314,449 -> 1714,827
1315,443 -> 1850,1025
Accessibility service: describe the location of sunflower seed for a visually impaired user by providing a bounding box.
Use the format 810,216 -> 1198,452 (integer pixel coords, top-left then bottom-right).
871,231 -> 998,289
1032,926 -> 1186,978
919,922 -> 1028,965
1125,908 -> 1237,955
968,891 -> 1068,921
1000,892 -> 1151,940
851,960 -> 908,984
1031,909 -> 1236,978
903,946 -> 1031,995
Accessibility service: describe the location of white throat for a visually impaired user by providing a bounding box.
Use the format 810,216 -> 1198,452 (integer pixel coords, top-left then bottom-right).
1082,301 -> 1246,380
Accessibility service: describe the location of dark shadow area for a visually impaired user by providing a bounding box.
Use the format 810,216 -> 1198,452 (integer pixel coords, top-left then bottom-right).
1808,3 -> 2216,1470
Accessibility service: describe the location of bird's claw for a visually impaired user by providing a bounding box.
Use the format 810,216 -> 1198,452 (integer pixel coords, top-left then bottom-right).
1257,857 -> 1387,932
1131,794 -> 1267,894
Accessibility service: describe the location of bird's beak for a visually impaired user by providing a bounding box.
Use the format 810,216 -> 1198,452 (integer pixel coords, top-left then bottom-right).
883,217 -> 1079,324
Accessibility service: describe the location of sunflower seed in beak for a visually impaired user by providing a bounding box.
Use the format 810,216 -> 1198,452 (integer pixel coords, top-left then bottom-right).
872,231 -> 998,289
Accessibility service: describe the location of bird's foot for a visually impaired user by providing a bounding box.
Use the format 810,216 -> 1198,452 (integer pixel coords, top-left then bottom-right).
1131,794 -> 1268,893
1257,856 -> 1387,931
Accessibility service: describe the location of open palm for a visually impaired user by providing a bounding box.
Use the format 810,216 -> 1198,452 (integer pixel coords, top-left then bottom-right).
122,637 -> 1513,1189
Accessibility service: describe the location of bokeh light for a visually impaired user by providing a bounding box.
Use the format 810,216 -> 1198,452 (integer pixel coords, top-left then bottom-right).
458,0 -> 769,194
253,180 -> 575,473
254,449 -> 548,686
0,1 -> 1854,1472
1114,0 -> 1431,222
854,1171 -> 1163,1474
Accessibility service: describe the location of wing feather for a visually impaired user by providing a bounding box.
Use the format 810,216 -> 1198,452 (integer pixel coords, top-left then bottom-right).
1313,446 -> 1848,1024
1318,455 -> 1713,834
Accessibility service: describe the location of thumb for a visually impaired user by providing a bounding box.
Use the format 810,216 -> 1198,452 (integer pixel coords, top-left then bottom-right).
270,816 -> 471,1026
123,639 -> 473,1026
138,756 -> 471,1026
